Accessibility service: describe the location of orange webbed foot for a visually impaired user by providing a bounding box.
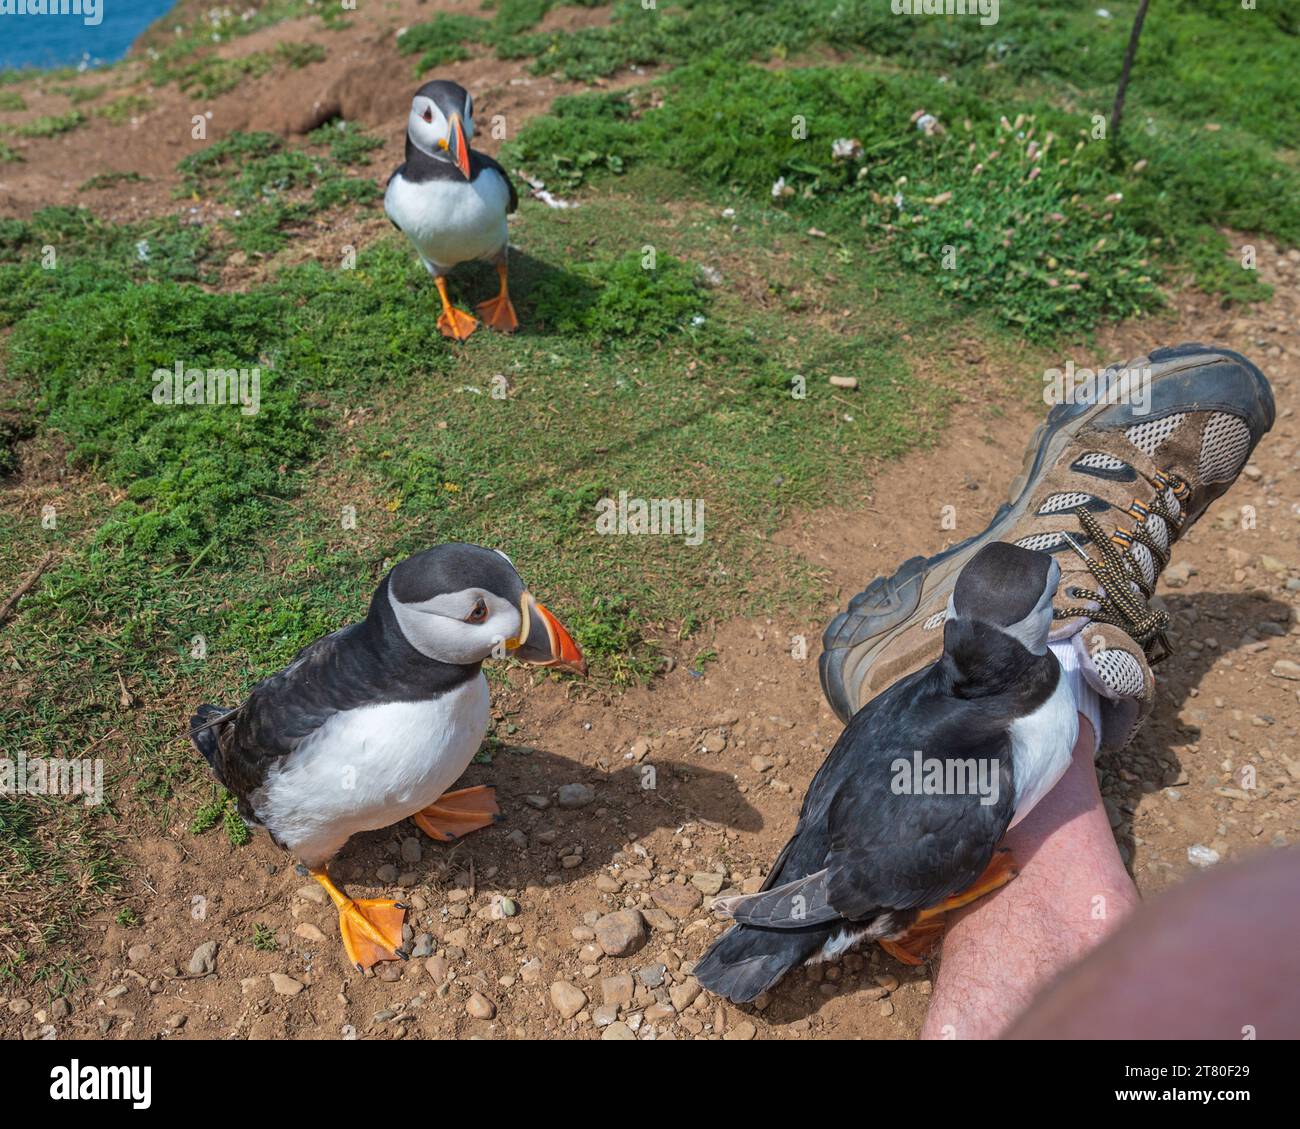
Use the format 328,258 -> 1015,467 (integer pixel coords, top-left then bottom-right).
475,292 -> 519,333
437,305 -> 479,340
412,784 -> 500,843
338,898 -> 408,972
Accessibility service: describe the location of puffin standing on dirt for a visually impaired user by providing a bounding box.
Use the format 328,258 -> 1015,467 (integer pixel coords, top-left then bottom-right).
189,544 -> 585,971
694,543 -> 1078,1003
385,79 -> 519,340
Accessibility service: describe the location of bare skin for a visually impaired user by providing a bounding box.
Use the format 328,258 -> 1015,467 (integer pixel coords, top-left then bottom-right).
922,717 -> 1142,1039
1009,845 -> 1300,1039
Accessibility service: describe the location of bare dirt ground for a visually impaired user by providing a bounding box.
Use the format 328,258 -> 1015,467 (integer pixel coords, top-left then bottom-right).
2,4 -> 1298,1042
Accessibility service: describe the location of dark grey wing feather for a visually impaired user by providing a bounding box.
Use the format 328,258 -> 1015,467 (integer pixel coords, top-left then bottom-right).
719,869 -> 839,927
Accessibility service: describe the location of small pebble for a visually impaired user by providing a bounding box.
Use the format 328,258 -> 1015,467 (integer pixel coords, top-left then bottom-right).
188,942 -> 218,976
558,783 -> 595,809
466,992 -> 496,1020
550,980 -> 588,1019
269,973 -> 304,997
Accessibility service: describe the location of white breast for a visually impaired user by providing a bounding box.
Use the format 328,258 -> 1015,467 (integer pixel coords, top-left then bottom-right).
1007,668 -> 1078,828
384,169 -> 510,273
253,675 -> 491,866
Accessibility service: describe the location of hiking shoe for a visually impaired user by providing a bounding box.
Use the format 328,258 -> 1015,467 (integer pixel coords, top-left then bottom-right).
819,343 -> 1274,752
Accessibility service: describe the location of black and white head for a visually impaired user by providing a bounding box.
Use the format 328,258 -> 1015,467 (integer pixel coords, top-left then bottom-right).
406,79 -> 475,177
945,542 -> 1059,656
384,543 -> 585,673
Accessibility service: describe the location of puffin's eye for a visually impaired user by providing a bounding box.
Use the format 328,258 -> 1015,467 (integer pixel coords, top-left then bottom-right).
421,107 -> 433,124
465,598 -> 488,624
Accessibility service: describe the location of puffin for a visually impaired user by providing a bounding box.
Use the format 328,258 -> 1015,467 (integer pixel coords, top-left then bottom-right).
693,543 -> 1078,1003
384,80 -> 519,340
188,544 -> 585,971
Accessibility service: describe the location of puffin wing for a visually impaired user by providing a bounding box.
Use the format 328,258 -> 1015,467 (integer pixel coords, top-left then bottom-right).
719,668 -> 1015,928
715,867 -> 838,928
473,150 -> 518,213
822,725 -> 1015,920
205,626 -> 361,818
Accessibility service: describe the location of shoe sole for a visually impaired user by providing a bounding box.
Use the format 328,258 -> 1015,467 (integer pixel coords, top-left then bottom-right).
819,344 -> 1275,723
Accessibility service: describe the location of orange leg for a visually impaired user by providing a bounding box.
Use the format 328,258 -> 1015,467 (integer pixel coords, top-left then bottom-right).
309,866 -> 407,973
475,263 -> 519,333
434,275 -> 478,340
412,784 -> 500,843
879,850 -> 1019,965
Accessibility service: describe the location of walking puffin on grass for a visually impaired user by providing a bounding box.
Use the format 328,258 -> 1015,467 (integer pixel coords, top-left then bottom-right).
694,543 -> 1078,1003
385,80 -> 519,340
189,544 -> 585,972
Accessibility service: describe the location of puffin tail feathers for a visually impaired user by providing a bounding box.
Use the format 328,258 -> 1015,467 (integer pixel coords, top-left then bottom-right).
188,703 -> 233,768
693,923 -> 828,1004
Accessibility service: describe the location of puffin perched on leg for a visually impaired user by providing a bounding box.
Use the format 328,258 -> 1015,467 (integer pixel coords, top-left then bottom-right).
694,543 -> 1078,1003
384,80 -> 519,341
189,544 -> 584,972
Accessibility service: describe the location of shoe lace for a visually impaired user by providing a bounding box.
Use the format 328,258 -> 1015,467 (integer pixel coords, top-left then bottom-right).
1053,470 -> 1189,664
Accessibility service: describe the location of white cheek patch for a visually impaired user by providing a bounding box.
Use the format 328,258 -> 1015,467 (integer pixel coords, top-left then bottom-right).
410,100 -> 450,155
400,590 -> 481,620
388,586 -> 521,665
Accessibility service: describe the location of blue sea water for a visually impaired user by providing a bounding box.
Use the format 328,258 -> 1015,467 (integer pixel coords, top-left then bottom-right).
0,1 -> 178,73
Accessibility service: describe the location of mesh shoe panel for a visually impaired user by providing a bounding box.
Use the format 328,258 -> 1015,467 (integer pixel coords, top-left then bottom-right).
1125,413 -> 1187,456
1198,412 -> 1253,484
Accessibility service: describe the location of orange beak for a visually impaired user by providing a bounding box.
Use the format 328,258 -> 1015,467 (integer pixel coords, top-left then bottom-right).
508,592 -> 587,676
448,112 -> 471,180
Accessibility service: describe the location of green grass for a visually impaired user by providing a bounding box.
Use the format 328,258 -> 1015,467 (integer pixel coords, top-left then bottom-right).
166,53 -> 278,99
0,794 -> 122,980
189,789 -> 250,848
80,171 -> 147,191
8,110 -> 83,138
489,0 -> 1297,308
395,1 -> 604,74
275,41 -> 327,68
57,83 -> 108,105
307,119 -> 383,166
149,36 -> 323,100
396,13 -> 490,72
0,205 -> 218,328
94,94 -> 154,125
507,62 -> 1171,337
175,128 -> 380,256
